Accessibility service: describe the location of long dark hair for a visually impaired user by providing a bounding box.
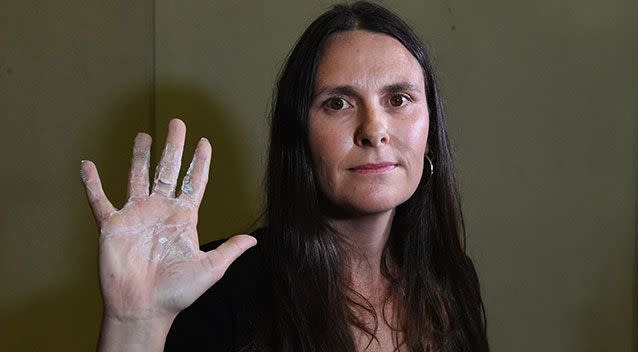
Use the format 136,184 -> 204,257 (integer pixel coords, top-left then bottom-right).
263,1 -> 488,351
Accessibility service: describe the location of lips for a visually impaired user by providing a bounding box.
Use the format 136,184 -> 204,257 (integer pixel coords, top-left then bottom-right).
348,162 -> 397,174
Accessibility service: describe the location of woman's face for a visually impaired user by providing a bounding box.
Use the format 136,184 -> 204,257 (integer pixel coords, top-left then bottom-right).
308,30 -> 430,216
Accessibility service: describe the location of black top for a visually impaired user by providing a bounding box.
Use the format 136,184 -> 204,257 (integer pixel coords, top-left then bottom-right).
165,229 -> 484,351
165,229 -> 267,352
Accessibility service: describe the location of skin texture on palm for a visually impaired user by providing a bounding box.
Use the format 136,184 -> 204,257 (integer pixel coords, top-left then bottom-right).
80,118 -> 256,350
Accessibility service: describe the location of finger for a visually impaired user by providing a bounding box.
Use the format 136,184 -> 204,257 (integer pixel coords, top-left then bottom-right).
80,160 -> 117,226
127,132 -> 152,200
177,137 -> 212,206
152,118 -> 186,197
200,235 -> 257,284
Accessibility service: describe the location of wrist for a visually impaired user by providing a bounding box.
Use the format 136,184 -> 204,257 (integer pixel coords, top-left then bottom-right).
98,313 -> 176,352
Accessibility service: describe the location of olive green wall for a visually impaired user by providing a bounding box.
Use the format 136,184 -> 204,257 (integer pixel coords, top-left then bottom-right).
1,0 -> 636,351
0,0 -> 153,350
156,2 -> 637,350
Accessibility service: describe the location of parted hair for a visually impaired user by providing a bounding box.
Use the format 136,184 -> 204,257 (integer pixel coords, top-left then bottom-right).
262,1 -> 489,351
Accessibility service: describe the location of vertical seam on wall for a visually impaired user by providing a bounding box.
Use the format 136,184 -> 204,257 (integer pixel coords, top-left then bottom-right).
634,110 -> 638,352
634,113 -> 638,352
151,0 -> 157,155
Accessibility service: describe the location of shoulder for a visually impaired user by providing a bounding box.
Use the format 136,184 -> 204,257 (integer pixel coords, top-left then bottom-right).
463,255 -> 479,282
461,254 -> 484,301
165,228 -> 266,351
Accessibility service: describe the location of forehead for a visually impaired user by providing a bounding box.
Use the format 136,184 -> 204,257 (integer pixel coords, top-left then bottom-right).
315,30 -> 424,91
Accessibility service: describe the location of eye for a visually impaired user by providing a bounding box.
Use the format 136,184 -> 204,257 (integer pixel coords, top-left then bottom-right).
324,97 -> 350,111
389,94 -> 410,107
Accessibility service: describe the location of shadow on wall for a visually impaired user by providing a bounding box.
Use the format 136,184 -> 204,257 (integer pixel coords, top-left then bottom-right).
0,82 -> 256,350
153,81 -> 262,242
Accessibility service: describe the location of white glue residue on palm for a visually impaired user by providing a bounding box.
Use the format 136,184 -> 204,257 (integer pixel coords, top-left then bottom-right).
146,223 -> 194,262
103,222 -> 196,263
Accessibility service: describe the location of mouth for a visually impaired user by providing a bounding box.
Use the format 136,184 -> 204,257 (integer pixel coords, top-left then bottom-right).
348,162 -> 397,174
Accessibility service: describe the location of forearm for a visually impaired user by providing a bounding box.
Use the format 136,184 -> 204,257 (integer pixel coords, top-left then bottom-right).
97,314 -> 175,352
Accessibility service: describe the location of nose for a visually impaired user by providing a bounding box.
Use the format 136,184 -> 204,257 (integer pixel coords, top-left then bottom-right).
354,106 -> 389,147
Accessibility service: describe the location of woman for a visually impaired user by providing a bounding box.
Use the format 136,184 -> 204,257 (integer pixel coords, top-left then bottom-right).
81,1 -> 489,351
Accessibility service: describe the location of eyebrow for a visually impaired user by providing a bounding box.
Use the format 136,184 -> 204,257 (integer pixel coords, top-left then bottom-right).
313,81 -> 423,99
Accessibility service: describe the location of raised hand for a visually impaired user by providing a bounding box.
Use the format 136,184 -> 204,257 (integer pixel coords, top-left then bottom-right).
81,118 -> 256,337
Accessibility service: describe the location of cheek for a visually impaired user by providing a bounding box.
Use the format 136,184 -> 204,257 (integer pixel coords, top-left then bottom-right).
398,113 -> 429,180
308,119 -> 350,178
402,113 -> 429,155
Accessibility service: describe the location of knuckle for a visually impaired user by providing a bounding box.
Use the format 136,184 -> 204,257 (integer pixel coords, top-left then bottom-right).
152,186 -> 173,197
132,150 -> 149,162
177,195 -> 198,209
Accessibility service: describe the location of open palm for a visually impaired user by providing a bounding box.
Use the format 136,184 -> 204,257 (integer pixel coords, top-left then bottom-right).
81,118 -> 256,323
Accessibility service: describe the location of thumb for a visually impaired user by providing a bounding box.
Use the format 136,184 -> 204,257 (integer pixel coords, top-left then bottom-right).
200,234 -> 258,285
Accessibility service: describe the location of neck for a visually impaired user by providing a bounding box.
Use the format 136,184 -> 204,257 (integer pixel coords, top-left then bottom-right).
326,208 -> 396,294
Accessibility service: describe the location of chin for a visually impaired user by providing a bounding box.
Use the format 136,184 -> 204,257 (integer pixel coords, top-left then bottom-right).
320,181 -> 420,217
336,193 -> 411,216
